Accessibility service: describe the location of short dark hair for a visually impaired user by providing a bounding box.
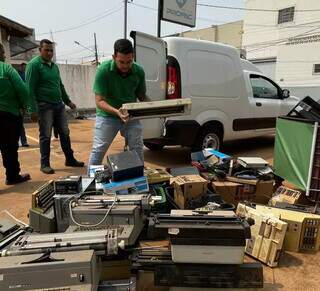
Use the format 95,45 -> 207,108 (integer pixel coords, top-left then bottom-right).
40,39 -> 53,47
114,39 -> 133,55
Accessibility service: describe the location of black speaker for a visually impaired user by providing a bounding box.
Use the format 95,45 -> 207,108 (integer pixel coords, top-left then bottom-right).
107,151 -> 144,182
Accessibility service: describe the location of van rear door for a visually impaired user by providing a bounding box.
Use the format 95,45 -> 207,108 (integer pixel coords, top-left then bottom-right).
130,31 -> 167,139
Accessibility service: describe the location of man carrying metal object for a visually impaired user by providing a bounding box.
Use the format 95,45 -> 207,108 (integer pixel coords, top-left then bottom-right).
88,39 -> 149,170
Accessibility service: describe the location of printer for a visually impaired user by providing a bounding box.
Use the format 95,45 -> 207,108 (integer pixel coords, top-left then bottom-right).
148,209 -> 251,264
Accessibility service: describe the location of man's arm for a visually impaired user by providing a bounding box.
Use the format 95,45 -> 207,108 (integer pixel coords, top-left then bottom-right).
25,62 -> 39,113
95,95 -> 128,122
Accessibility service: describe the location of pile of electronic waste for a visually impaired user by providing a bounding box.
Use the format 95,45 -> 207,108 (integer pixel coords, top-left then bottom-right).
1,148 -> 320,291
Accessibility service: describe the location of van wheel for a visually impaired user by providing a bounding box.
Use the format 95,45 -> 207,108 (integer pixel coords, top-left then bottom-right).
193,128 -> 222,151
144,142 -> 164,151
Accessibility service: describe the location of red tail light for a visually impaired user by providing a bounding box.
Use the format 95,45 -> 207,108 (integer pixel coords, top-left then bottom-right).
166,65 -> 181,99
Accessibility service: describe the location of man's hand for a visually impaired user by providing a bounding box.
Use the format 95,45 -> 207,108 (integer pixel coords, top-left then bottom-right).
31,112 -> 38,122
138,94 -> 151,102
68,101 -> 77,110
117,108 -> 129,123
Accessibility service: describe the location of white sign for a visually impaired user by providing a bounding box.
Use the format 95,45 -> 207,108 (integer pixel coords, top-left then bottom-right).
162,0 -> 197,27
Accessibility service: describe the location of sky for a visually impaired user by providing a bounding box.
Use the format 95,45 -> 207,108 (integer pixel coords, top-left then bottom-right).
1,0 -> 244,63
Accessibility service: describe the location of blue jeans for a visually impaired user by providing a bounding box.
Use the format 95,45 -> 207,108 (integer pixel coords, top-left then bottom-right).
88,116 -> 144,170
37,102 -> 74,167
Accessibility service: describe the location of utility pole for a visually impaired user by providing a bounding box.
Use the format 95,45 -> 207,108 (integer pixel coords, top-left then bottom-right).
124,0 -> 128,39
157,0 -> 162,37
94,33 -> 98,66
74,35 -> 99,66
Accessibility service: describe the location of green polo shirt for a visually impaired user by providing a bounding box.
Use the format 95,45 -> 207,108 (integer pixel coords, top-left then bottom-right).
0,61 -> 29,116
26,56 -> 71,112
93,60 -> 146,118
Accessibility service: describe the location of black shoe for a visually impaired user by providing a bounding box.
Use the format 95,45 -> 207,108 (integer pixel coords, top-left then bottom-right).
41,166 -> 55,174
6,174 -> 31,185
65,159 -> 84,167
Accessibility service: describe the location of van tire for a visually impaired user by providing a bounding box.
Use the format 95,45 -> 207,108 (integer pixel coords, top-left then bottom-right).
192,127 -> 222,151
144,142 -> 164,151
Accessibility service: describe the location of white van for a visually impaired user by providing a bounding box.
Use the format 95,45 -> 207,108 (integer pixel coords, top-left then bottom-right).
130,31 -> 299,151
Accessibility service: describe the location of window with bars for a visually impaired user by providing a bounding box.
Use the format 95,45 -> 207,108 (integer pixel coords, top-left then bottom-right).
278,7 -> 295,24
313,64 -> 320,74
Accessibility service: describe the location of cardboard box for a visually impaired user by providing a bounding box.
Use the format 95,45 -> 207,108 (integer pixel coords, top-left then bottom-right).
144,168 -> 172,184
170,175 -> 208,209
269,186 -> 309,206
212,181 -> 255,205
226,176 -> 274,204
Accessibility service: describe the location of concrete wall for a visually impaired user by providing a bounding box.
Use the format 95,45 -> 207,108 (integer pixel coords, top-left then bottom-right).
58,64 -> 97,109
276,40 -> 320,87
284,86 -> 320,101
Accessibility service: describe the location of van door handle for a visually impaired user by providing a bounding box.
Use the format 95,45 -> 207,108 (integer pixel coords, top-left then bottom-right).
256,102 -> 262,107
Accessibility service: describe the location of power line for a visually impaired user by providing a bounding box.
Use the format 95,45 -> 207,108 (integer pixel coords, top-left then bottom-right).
245,20 -> 320,28
36,4 -> 123,36
58,47 -> 90,58
246,32 -> 320,53
245,24 -> 320,51
128,2 -> 221,24
197,3 -> 320,12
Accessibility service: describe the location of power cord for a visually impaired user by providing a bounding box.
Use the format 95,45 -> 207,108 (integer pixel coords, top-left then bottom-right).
68,193 -> 117,228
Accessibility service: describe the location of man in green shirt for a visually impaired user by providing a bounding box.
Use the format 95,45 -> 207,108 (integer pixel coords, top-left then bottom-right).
26,39 -> 84,174
0,43 -> 31,185
88,39 -> 149,169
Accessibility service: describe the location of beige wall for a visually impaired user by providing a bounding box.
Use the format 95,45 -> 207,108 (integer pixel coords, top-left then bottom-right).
217,21 -> 243,49
182,26 -> 217,42
179,21 -> 243,49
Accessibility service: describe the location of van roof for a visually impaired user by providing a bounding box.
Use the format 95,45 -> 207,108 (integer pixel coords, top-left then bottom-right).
164,36 -> 239,55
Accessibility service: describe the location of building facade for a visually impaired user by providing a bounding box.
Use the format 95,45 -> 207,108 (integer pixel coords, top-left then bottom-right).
243,0 -> 320,98
0,15 -> 38,64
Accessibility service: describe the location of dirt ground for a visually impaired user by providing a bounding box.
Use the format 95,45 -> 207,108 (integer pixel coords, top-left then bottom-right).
0,119 -> 319,290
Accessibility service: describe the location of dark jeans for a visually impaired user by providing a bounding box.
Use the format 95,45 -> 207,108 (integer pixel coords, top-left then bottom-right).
0,111 -> 22,180
37,102 -> 74,167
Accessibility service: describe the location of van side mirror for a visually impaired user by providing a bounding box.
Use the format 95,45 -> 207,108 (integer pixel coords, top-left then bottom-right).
282,89 -> 290,99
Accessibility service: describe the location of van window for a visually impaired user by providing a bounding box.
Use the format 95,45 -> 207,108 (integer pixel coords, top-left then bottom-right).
187,50 -> 238,98
250,75 -> 281,99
